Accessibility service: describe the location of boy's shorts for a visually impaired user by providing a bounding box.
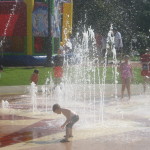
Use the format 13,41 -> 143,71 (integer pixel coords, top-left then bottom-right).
66,115 -> 79,128
54,77 -> 62,85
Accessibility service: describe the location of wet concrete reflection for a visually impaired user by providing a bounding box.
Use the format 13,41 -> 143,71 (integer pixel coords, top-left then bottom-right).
0,118 -> 62,147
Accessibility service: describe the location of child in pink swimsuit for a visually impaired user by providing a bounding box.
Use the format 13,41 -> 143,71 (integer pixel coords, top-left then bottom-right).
119,55 -> 133,100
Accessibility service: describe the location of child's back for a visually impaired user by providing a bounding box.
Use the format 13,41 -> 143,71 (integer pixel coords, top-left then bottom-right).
61,108 -> 77,120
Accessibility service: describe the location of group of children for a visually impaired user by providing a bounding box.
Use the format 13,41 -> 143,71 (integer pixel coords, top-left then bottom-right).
1,53 -> 150,143
118,54 -> 150,100
30,49 -> 64,86
53,54 -> 149,143
31,53 -> 149,100
30,52 -> 150,143
30,50 -> 79,143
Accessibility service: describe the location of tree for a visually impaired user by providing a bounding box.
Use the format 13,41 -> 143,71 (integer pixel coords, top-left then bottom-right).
73,0 -> 150,54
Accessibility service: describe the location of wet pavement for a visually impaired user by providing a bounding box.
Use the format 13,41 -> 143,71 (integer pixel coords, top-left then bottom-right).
0,92 -> 150,150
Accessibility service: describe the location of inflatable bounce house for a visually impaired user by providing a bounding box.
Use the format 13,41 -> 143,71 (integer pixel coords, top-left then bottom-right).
0,0 -> 73,66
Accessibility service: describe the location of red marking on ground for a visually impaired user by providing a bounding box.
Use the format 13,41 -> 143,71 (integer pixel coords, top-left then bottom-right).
0,114 -> 35,120
0,119 -> 63,148
6,104 -> 52,111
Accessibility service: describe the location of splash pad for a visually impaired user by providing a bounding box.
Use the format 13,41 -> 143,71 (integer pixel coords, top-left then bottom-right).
0,87 -> 150,149
0,27 -> 150,149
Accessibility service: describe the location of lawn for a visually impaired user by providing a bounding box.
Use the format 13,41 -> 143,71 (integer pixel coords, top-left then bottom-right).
0,67 -> 53,86
0,66 -> 143,86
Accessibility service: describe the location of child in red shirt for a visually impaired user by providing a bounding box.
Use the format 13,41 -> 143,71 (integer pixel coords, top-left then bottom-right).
140,52 -> 150,92
53,49 -> 64,88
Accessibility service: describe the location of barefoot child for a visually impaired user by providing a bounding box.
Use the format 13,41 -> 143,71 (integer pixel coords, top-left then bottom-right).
52,104 -> 79,142
118,55 -> 133,100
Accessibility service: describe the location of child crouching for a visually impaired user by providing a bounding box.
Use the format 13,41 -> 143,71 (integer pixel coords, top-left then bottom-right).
52,104 -> 79,142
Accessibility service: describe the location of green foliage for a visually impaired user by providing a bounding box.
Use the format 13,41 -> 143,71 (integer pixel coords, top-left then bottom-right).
136,32 -> 150,55
73,0 -> 150,53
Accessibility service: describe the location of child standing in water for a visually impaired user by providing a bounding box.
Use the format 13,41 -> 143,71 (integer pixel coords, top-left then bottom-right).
140,50 -> 150,93
118,55 -> 133,100
52,104 -> 79,143
30,69 -> 39,85
53,49 -> 64,88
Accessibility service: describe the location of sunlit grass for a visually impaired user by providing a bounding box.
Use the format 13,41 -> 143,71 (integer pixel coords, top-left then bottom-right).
0,66 -> 143,86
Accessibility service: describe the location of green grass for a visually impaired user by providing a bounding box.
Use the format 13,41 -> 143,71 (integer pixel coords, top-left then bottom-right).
0,66 -> 143,86
0,67 -> 53,86
130,56 -> 140,61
